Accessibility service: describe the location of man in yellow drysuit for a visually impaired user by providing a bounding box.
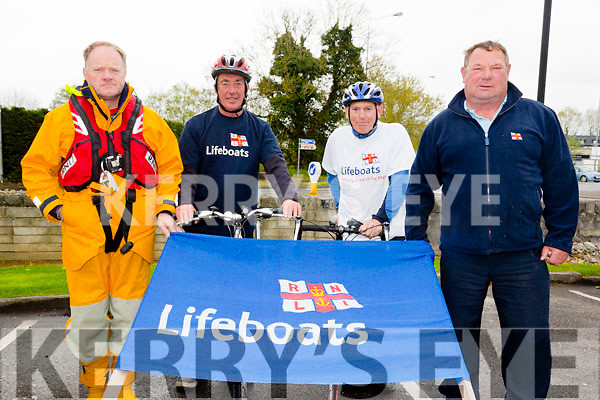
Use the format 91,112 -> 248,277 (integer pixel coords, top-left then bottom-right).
21,41 -> 183,399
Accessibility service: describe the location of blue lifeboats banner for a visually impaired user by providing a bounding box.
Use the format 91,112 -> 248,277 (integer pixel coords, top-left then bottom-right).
117,232 -> 470,384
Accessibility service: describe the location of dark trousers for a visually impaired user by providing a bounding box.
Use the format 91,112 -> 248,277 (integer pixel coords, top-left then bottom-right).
440,248 -> 551,399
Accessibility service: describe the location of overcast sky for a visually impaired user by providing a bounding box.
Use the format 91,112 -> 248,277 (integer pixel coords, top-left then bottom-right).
0,0 -> 598,114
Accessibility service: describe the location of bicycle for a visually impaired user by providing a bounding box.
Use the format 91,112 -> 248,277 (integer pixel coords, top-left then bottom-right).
177,205 -> 287,399
292,216 -> 390,400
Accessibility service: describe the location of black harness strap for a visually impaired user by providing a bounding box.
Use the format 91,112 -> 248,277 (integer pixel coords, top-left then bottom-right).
116,189 -> 136,254
92,188 -> 136,255
92,196 -> 114,253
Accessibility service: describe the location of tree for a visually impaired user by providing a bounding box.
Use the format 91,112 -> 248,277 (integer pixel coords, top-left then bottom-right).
317,23 -> 367,134
258,24 -> 366,165
49,82 -> 213,127
558,107 -> 583,136
370,69 -> 443,148
49,85 -> 75,109
242,0 -> 386,78
558,107 -> 584,156
0,89 -> 40,109
257,31 -> 324,164
584,108 -> 600,137
144,82 -> 214,123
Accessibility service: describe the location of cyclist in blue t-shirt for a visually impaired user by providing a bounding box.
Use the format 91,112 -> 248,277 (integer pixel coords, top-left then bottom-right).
175,55 -> 301,398
177,55 -> 301,238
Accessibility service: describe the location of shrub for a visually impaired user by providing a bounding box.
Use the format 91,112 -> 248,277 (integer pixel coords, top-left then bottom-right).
1,107 -> 48,183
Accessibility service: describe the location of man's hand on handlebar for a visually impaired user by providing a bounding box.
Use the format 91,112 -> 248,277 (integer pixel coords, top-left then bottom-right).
282,199 -> 302,218
359,218 -> 383,239
176,204 -> 196,225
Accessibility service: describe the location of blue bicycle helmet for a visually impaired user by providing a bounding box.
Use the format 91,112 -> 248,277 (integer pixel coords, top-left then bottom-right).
342,81 -> 384,106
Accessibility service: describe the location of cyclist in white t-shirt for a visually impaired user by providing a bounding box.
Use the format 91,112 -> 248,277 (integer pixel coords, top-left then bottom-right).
322,81 -> 415,241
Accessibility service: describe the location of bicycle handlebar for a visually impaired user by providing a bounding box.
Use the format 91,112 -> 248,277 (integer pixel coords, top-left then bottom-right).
299,222 -> 361,235
246,207 -> 285,219
177,207 -> 286,226
293,217 -> 389,241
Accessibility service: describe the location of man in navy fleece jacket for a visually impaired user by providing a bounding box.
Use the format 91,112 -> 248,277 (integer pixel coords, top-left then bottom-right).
405,41 -> 578,399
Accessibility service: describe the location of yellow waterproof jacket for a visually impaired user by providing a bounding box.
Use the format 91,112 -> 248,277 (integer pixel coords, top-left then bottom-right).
21,84 -> 182,270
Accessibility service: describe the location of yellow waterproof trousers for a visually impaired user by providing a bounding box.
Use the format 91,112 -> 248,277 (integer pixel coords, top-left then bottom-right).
65,251 -> 150,364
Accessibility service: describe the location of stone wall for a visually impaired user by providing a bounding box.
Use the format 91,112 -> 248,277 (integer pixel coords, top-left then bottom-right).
0,192 -> 597,264
0,193 -> 343,263
0,194 -> 62,263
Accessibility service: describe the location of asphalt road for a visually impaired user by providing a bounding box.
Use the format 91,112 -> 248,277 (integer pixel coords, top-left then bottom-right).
578,181 -> 600,199
1,283 -> 598,399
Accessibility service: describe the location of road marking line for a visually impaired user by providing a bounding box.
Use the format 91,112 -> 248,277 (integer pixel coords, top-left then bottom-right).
0,320 -> 37,352
401,381 -> 432,399
569,290 -> 600,303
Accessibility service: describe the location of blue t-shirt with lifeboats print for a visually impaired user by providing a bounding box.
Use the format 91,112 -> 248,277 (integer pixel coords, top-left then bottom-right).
179,106 -> 283,236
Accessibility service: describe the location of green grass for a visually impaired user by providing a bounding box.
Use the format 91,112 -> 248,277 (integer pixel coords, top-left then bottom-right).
0,262 -> 598,299
432,258 -> 600,276
0,264 -> 68,298
287,167 -> 309,178
547,263 -> 600,276
0,264 -> 157,299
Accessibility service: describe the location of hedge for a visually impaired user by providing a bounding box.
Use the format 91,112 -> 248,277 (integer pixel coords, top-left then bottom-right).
1,107 -> 48,183
1,107 -> 184,183
165,119 -> 184,139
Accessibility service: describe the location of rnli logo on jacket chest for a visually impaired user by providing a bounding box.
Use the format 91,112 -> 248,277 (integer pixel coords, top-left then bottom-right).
279,279 -> 363,313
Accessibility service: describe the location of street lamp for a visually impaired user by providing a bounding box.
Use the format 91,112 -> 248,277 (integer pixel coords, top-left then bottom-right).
537,0 -> 552,103
364,11 -> 403,71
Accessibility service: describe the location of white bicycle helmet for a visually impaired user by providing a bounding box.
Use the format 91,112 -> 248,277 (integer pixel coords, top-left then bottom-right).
211,55 -> 252,82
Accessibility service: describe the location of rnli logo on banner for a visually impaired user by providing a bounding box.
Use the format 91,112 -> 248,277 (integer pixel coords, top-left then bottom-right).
510,132 -> 523,141
230,133 -> 249,147
362,153 -> 379,165
279,279 -> 363,313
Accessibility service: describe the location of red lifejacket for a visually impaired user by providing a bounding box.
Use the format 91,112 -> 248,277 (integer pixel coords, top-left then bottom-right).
58,94 -> 158,191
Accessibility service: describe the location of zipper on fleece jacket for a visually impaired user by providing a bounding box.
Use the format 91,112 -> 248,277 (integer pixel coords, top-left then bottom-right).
481,99 -> 519,251
484,132 -> 492,249
449,109 -> 496,251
